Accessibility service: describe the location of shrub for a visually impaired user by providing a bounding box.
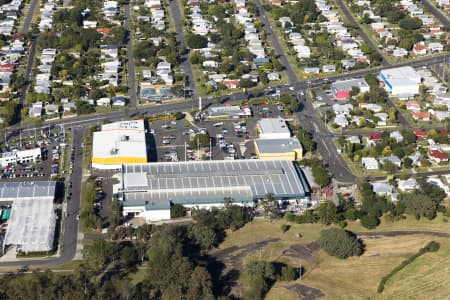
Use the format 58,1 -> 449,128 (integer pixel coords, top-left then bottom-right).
377,241 -> 440,293
280,265 -> 297,281
318,228 -> 363,259
360,214 -> 380,229
281,224 -> 291,233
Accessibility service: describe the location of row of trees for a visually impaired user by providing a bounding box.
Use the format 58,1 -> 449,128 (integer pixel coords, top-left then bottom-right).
287,177 -> 446,230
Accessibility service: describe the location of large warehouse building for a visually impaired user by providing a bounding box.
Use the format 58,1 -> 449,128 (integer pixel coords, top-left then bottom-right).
378,66 -> 421,96
117,160 -> 311,222
92,120 -> 148,170
1,181 -> 56,254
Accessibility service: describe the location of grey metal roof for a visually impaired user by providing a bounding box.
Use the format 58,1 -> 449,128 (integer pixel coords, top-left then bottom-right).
331,78 -> 369,92
255,138 -> 302,153
122,160 -> 310,209
0,181 -> 56,200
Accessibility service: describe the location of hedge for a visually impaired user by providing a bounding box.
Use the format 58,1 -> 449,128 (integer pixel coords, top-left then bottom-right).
377,241 -> 440,293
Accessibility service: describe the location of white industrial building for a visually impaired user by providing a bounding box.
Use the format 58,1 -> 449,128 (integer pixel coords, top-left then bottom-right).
92,120 -> 148,170
0,147 -> 42,167
1,181 -> 56,254
116,160 -> 311,222
257,117 -> 291,139
378,66 -> 421,96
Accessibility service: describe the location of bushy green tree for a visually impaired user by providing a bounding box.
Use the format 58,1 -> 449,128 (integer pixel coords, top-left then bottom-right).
318,228 -> 363,259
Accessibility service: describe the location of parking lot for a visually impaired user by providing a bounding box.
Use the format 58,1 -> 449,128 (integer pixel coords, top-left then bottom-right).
148,103 -> 285,162
0,128 -> 68,182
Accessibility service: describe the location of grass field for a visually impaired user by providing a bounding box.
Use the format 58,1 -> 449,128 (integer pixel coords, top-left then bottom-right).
218,216 -> 450,299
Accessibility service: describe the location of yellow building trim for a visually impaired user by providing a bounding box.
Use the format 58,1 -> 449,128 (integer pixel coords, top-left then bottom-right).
92,156 -> 147,165
254,140 -> 302,161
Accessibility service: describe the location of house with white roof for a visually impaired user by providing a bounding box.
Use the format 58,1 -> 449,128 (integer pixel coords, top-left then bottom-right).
398,178 -> 418,192
362,157 -> 379,170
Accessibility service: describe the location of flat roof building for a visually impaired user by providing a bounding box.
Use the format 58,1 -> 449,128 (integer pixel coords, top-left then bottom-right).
1,181 -> 56,254
331,78 -> 370,100
254,138 -> 303,161
257,117 -> 291,139
378,66 -> 421,96
118,160 -> 311,222
92,120 -> 148,170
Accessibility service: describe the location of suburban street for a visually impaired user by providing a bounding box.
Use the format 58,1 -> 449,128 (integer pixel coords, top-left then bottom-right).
124,4 -> 138,107
421,0 -> 450,27
169,0 -> 197,96
20,0 -> 39,34
334,0 -> 389,66
18,0 -> 40,108
253,0 -> 298,83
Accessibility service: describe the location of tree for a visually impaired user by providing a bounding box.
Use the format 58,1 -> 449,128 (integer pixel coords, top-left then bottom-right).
186,267 -> 214,300
171,203 -> 186,218
190,133 -> 210,149
244,260 -> 275,300
400,193 -> 438,220
350,86 -> 360,97
186,34 -> 208,49
399,17 -> 422,30
317,201 -> 338,225
85,239 -> 113,268
189,224 -> 217,250
360,214 -> 380,229
318,228 -> 363,259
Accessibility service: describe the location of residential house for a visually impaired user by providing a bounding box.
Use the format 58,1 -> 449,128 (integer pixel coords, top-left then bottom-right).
347,136 -> 360,144
332,103 -> 353,115
223,79 -> 240,89
390,131 -> 403,143
398,178 -> 418,192
413,43 -> 427,55
371,182 -> 394,197
362,157 -> 379,170
428,42 -> 444,52
267,72 -> 280,81
380,154 -> 402,167
393,48 -> 408,58
428,150 -> 449,163
96,97 -> 111,106
334,115 -> 349,128
412,111 -> 430,121
414,129 -> 427,141
111,96 -> 127,106
406,101 -> 421,111
429,109 -> 450,121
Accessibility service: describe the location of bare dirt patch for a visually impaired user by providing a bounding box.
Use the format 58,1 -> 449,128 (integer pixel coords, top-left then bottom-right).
286,283 -> 325,300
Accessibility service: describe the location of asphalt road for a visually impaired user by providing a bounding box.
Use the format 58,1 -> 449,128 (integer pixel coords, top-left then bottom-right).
20,0 -> 39,35
19,37 -> 36,108
334,0 -> 389,66
124,4 -> 138,107
169,0 -> 197,97
421,0 -> 450,27
297,92 -> 356,182
253,0 -> 298,83
18,0 -> 40,108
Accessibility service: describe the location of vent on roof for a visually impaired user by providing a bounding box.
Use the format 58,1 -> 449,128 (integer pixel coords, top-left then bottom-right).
121,135 -> 130,141
110,148 -> 118,155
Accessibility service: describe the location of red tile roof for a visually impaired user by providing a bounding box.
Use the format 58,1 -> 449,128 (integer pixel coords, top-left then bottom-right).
429,150 -> 449,160
369,133 -> 382,140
